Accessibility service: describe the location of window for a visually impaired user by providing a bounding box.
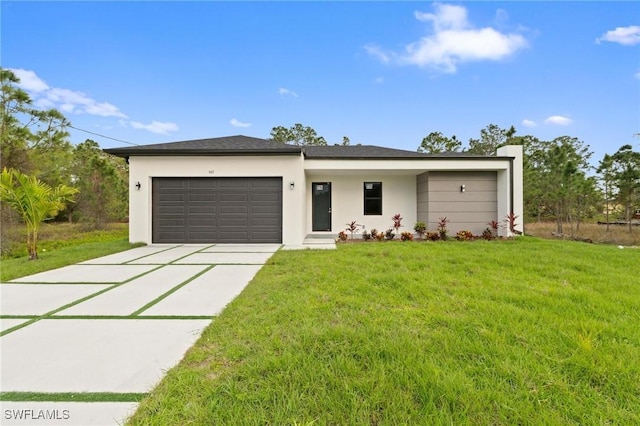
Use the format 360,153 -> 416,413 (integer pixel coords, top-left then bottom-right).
364,182 -> 382,215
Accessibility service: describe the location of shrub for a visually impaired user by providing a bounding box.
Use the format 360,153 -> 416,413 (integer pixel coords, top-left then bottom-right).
488,220 -> 499,237
400,231 -> 414,241
345,221 -> 360,239
482,228 -> 494,240
437,217 -> 449,241
392,213 -> 403,235
504,212 -> 520,235
375,232 -> 385,241
385,229 -> 395,240
338,231 -> 348,241
369,228 -> 378,238
413,221 -> 426,239
426,231 -> 440,241
362,229 -> 371,241
456,230 -> 474,241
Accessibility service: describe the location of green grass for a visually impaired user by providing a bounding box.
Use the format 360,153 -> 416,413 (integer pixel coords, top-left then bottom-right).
0,392 -> 146,402
1,223 -> 142,282
127,238 -> 640,425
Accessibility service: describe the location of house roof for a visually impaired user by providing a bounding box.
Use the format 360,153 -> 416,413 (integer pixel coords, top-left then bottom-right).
104,135 -> 508,160
302,145 -> 493,159
104,135 -> 301,158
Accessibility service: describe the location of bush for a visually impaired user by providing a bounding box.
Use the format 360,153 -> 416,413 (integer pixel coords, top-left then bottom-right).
362,230 -> 371,241
437,217 -> 449,241
413,221 -> 426,239
338,231 -> 348,241
456,230 -> 474,241
426,232 -> 440,241
384,229 -> 395,240
375,232 -> 385,241
400,231 -> 414,241
482,228 -> 494,240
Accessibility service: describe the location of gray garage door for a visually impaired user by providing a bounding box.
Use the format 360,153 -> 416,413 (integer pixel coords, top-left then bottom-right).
152,177 -> 282,243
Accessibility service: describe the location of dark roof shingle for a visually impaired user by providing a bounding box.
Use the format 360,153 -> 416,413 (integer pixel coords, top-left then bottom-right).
104,135 -> 301,158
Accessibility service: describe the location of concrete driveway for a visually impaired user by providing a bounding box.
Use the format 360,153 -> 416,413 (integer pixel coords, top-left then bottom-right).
0,243 -> 279,425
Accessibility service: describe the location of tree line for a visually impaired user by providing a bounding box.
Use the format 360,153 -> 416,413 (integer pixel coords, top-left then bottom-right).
1,68 -> 128,257
273,123 -> 640,234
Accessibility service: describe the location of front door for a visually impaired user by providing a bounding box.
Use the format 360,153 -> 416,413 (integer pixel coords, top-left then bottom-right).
312,182 -> 331,231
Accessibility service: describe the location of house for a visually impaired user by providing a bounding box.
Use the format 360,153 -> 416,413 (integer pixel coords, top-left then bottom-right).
105,135 -> 523,247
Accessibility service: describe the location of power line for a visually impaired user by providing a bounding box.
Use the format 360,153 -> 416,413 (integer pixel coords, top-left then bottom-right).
68,124 -> 140,146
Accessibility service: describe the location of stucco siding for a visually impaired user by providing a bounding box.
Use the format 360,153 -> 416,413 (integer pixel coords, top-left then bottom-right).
427,171 -> 497,234
128,155 -> 306,245
305,174 -> 416,236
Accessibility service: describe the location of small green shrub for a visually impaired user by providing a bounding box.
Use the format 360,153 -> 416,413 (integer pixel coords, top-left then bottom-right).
413,221 -> 426,239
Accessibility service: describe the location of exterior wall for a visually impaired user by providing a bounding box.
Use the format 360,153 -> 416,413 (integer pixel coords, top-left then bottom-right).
497,145 -> 524,235
427,171 -> 497,235
305,174 -> 417,236
416,172 -> 429,224
128,154 -> 306,245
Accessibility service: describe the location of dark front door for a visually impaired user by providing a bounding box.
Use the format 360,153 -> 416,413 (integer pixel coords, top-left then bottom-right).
312,182 -> 331,231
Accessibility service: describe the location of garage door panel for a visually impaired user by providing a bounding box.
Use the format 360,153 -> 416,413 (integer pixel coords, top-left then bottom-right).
157,180 -> 187,189
153,177 -> 281,243
219,180 -> 249,189
218,217 -> 249,227
188,206 -> 216,214
158,206 -> 185,214
158,193 -> 187,202
251,217 -> 280,226
220,193 -> 248,202
189,193 -> 217,202
250,180 -> 281,189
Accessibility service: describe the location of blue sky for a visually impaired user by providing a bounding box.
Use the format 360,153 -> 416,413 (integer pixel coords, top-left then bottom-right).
2,1 -> 639,164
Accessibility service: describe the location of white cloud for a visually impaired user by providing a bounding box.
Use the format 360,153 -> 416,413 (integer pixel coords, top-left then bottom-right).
10,69 -> 127,118
130,120 -> 179,134
635,71 -> 640,80
367,3 -> 528,73
278,87 -> 298,97
596,25 -> 640,46
10,68 -> 49,92
230,118 -> 252,128
364,44 -> 393,63
9,69 -> 180,136
521,119 -> 537,128
544,115 -> 573,126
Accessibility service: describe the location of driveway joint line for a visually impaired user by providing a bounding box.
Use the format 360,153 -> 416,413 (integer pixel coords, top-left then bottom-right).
121,244 -> 184,264
130,265 -> 217,316
0,264 -> 168,337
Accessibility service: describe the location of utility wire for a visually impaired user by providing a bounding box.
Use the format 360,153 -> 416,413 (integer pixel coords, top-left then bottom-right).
68,124 -> 140,146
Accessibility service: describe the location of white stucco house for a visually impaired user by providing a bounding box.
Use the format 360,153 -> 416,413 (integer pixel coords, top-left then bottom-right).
105,135 -> 523,247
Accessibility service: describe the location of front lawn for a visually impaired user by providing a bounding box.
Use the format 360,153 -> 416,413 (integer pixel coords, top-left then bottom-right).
128,238 -> 639,425
1,223 -> 141,282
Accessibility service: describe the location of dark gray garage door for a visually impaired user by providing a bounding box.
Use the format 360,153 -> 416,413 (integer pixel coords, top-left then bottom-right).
152,177 -> 282,243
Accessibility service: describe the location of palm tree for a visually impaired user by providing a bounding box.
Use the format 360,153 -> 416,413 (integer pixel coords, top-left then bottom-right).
0,168 -> 77,259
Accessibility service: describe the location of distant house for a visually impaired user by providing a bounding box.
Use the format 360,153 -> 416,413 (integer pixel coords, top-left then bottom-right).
105,135 -> 523,247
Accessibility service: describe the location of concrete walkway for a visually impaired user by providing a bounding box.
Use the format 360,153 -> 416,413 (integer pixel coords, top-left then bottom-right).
0,244 -> 280,425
